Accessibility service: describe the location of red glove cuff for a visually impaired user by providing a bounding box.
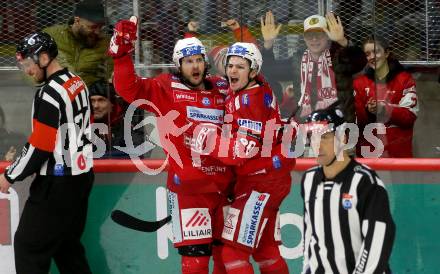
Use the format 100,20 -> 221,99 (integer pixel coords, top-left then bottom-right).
114,20 -> 137,42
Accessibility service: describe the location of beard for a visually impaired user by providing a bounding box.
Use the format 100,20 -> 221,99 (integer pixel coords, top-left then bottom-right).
75,26 -> 100,48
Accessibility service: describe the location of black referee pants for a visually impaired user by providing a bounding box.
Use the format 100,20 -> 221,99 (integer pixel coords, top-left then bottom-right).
14,171 -> 94,274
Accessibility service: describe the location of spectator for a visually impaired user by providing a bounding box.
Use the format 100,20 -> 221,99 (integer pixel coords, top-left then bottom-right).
43,0 -> 113,86
260,11 -> 366,121
88,80 -> 148,159
0,105 -> 26,161
354,35 -> 419,157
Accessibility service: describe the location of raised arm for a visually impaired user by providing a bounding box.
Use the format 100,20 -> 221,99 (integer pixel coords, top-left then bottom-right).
260,11 -> 297,87
108,16 -> 162,109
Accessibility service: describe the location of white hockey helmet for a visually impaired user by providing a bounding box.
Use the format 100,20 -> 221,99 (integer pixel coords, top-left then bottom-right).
172,37 -> 207,68
226,42 -> 262,73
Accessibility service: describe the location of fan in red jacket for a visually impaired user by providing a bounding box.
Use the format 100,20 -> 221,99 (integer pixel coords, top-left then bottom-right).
108,16 -> 234,274
354,35 -> 418,158
192,43 -> 294,274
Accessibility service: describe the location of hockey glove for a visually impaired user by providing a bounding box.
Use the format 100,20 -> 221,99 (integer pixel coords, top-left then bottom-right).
108,16 -> 138,58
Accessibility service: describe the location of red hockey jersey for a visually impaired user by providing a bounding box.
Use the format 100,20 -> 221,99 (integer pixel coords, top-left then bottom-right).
113,55 -> 234,194
210,81 -> 295,180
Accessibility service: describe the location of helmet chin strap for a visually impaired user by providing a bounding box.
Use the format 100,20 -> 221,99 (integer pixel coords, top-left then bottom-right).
36,55 -> 54,82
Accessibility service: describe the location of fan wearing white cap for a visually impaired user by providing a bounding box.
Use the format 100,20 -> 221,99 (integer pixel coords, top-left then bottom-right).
260,11 -> 366,123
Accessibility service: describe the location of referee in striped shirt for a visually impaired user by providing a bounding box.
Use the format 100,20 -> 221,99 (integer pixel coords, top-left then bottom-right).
0,32 -> 94,274
300,104 -> 395,274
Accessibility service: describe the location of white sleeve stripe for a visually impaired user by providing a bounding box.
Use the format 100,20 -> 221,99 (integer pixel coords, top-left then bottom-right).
303,171 -> 315,202
303,211 -> 314,273
80,87 -> 88,109
40,158 -> 49,175
362,219 -> 369,237
375,177 -> 385,188
49,81 -> 75,123
349,173 -> 362,257
357,169 -> 375,185
402,86 -> 416,95
42,92 -> 60,109
74,93 -> 82,111
363,221 -> 386,272
302,171 -> 318,273
330,183 -> 349,274
314,184 -> 333,273
7,145 -> 35,180
59,74 -> 69,82
357,166 -> 387,189
309,239 -> 319,273
398,92 -> 419,115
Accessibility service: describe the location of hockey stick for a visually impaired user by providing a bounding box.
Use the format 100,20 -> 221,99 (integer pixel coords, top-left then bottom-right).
111,210 -> 171,232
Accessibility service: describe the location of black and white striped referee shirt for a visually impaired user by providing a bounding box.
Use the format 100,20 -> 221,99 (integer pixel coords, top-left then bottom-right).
5,68 -> 93,183
301,159 -> 395,274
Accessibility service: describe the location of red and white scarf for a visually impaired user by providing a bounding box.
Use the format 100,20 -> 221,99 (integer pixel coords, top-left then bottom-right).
299,49 -> 338,118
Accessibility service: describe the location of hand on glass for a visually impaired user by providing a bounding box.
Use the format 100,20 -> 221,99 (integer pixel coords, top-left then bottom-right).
324,12 -> 348,47
260,10 -> 282,48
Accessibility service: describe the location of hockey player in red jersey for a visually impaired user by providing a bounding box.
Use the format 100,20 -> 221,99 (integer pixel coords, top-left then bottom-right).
108,17 -> 234,274
192,43 -> 294,274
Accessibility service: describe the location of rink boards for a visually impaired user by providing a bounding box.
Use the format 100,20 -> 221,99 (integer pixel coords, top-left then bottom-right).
1,159 -> 440,273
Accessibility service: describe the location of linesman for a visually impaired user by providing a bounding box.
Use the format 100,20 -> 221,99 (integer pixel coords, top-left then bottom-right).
0,32 -> 94,274
300,103 -> 395,274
